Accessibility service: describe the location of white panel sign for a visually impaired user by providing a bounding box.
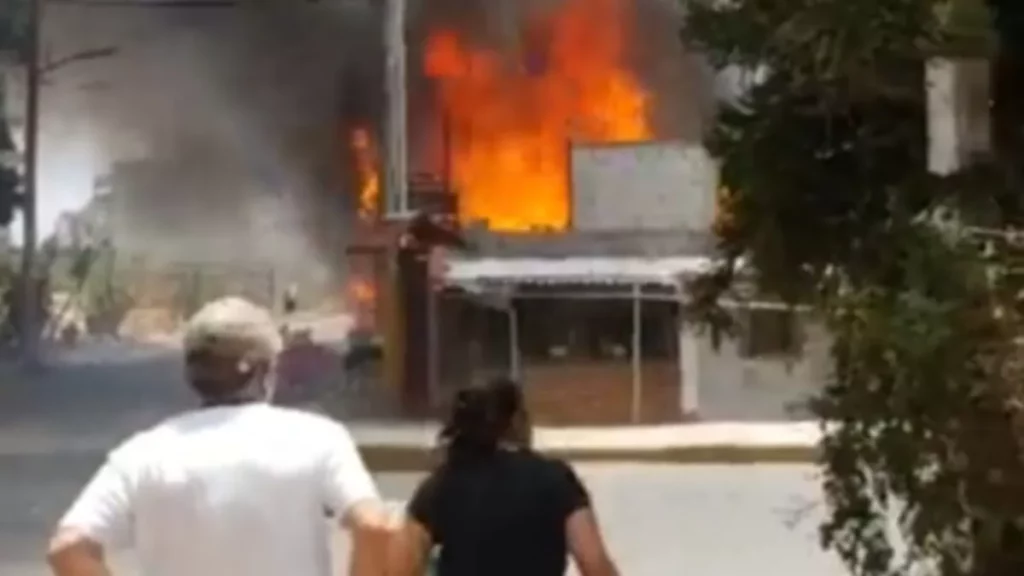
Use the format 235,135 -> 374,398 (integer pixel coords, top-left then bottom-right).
570,141 -> 717,232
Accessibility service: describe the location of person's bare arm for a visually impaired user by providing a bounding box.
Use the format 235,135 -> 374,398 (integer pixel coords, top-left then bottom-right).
386,518 -> 431,576
49,455 -> 134,576
47,529 -> 111,576
567,506 -> 619,576
553,460 -> 618,576
341,501 -> 394,576
322,422 -> 391,576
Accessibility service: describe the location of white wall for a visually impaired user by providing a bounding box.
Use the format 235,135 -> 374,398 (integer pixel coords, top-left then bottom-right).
570,141 -> 717,232
926,57 -> 990,175
690,318 -> 832,421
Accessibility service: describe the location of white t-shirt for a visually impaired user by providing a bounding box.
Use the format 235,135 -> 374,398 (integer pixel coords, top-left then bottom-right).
58,403 -> 379,576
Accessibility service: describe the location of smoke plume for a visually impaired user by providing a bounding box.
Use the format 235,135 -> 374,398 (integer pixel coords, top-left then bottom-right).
45,0 -> 380,277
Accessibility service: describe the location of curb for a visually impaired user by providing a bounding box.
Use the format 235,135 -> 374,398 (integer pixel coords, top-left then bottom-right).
359,443 -> 819,472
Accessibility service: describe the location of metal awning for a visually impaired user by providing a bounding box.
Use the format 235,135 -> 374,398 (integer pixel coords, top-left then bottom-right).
442,256 -> 713,288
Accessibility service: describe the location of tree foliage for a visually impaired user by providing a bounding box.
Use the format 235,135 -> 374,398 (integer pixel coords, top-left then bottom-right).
684,0 -> 1024,574
987,0 -> 1024,186
987,0 -> 1024,53
0,0 -> 28,58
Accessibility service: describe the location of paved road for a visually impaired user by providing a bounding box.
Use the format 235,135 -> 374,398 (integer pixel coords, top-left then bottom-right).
1,460 -> 844,576
0,348 -> 847,575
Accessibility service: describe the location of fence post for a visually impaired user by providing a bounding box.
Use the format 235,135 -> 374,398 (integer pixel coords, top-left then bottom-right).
267,266 -> 277,311
631,283 -> 643,424
188,266 -> 202,317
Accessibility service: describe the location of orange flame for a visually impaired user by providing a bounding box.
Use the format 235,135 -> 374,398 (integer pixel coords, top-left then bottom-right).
348,278 -> 376,305
424,0 -> 651,231
350,127 -> 380,220
346,276 -> 377,331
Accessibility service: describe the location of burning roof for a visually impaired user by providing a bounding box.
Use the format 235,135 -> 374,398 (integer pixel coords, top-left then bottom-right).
350,0 -> 668,233
424,0 -> 651,231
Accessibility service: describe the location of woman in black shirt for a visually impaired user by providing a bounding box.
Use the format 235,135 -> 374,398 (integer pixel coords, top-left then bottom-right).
388,378 -> 619,576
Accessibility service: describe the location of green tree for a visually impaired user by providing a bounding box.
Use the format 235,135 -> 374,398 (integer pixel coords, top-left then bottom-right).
988,0 -> 1024,177
684,1 -> 1024,574
0,0 -> 28,58
0,0 -> 26,229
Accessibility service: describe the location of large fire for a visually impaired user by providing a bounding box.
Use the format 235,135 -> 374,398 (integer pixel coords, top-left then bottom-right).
350,127 -> 380,220
345,276 -> 377,330
346,0 -> 651,231
424,0 -> 652,231
348,277 -> 376,306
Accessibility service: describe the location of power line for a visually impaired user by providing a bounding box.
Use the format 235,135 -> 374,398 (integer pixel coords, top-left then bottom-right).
45,0 -> 336,6
45,0 -> 240,7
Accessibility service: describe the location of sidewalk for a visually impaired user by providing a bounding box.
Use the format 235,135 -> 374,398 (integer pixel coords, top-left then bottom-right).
0,419 -> 821,467
352,421 -> 821,470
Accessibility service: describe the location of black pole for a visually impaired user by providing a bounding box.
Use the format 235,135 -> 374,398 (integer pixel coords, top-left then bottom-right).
19,0 -> 41,367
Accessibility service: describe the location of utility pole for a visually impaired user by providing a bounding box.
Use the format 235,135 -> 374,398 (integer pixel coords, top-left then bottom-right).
17,0 -> 117,366
19,0 -> 42,367
382,0 -> 409,217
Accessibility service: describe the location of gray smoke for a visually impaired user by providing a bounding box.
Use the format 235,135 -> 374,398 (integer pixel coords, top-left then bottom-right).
44,0 -> 383,278
403,0 -> 710,144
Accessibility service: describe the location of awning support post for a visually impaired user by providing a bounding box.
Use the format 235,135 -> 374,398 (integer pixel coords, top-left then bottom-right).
631,283 -> 643,424
508,295 -> 521,380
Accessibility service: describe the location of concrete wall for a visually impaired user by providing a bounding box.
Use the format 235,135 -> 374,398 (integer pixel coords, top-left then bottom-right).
688,316 -> 832,421
523,360 -> 682,426
570,141 -> 717,232
926,57 -> 990,175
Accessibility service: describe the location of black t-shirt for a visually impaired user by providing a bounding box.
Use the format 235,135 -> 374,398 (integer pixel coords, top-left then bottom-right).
407,449 -> 590,576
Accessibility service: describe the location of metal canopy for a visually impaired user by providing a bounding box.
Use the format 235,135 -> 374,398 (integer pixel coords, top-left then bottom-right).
439,255 -> 712,424
442,256 -> 713,288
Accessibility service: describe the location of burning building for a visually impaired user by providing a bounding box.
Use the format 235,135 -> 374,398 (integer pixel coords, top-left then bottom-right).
419,0 -> 653,231
344,0 -> 704,285
346,0 -> 706,228
346,0 -> 833,426
344,0 -> 728,422
41,0 -> 822,424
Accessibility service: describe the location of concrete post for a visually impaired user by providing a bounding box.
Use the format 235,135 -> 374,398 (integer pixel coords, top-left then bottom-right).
926,57 -> 991,175
630,284 -> 642,423
383,0 -> 409,217
679,321 -> 701,417
18,0 -> 41,367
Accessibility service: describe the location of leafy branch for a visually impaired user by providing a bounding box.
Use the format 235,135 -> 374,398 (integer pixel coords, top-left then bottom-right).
684,0 -> 1024,574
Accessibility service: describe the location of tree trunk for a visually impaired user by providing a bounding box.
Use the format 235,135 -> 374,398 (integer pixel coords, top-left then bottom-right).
990,42 -> 1024,182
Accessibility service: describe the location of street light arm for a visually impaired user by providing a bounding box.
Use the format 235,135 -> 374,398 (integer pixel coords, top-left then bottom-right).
46,0 -> 237,5
44,0 -> 329,7
40,47 -> 119,75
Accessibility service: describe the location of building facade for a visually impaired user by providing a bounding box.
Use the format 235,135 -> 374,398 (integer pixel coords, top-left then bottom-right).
417,141 -> 834,425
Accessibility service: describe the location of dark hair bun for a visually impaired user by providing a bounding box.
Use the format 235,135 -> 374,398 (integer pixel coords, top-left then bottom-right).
441,378 -> 524,463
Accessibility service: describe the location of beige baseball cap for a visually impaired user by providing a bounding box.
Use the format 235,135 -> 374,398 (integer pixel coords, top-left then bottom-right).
183,297 -> 283,361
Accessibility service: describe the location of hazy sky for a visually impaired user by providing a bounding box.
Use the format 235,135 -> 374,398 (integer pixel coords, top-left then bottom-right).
6,3 -> 168,241
6,70 -> 113,241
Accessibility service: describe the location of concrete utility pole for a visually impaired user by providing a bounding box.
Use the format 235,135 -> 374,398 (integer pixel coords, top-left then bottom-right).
18,0 -> 118,367
382,0 -> 409,217
19,0 -> 42,367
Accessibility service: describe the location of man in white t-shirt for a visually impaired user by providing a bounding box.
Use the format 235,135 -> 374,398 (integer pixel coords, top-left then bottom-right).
46,297 -> 390,576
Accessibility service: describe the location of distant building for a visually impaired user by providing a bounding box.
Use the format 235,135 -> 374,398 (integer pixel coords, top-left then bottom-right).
50,190 -> 112,250
51,213 -> 79,248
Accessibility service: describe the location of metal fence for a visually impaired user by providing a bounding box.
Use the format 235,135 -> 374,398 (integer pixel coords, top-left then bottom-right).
435,288 -> 686,426
114,258 -> 279,319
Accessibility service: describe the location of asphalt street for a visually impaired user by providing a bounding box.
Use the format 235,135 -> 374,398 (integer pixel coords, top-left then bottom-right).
1,462 -> 844,576
0,346 -> 847,575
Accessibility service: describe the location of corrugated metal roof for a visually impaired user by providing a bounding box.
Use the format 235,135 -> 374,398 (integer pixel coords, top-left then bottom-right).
443,256 -> 712,286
